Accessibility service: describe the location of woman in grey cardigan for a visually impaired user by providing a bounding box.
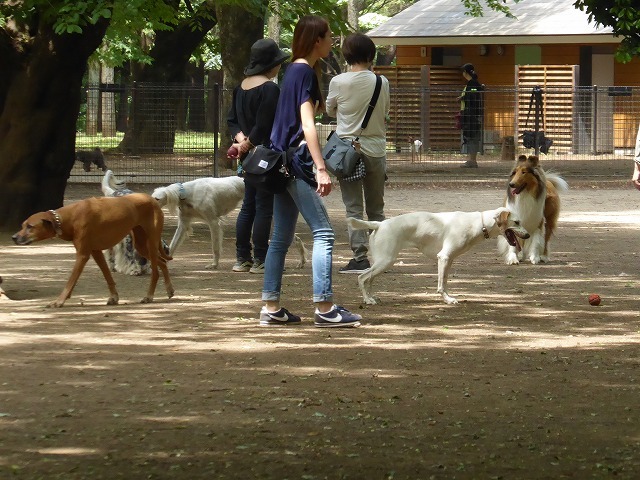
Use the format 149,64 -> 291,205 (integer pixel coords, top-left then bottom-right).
325,33 -> 390,274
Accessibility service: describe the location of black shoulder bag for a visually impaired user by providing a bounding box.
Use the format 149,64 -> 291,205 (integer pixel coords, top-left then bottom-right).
242,145 -> 294,195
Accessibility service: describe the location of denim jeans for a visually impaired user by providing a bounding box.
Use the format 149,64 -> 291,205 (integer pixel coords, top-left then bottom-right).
262,177 -> 334,303
339,153 -> 386,262
235,180 -> 273,262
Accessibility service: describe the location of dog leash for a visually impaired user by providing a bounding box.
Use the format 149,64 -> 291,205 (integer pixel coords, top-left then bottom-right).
48,209 -> 63,237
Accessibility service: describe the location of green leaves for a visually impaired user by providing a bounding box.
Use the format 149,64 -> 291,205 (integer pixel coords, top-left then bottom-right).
574,0 -> 640,61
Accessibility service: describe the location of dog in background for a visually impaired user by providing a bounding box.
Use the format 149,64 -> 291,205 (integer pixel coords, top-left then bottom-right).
76,147 -> 108,172
348,207 -> 529,305
12,194 -> 174,307
152,177 -> 308,270
498,155 -> 568,265
102,170 -> 156,276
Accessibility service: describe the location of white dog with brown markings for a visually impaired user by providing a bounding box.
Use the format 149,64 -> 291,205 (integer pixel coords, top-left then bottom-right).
348,207 -> 529,305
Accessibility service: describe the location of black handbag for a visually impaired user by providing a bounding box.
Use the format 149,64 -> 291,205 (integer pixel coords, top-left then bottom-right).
322,75 -> 382,178
241,145 -> 291,194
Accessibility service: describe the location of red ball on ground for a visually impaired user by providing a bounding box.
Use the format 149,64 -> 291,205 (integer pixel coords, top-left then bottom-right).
588,294 -> 601,306
227,146 -> 239,158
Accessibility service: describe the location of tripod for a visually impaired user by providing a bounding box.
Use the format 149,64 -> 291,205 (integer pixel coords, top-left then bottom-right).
523,86 -> 552,155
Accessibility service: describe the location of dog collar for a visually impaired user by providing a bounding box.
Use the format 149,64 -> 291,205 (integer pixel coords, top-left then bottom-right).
48,209 -> 63,236
177,183 -> 187,201
480,213 -> 490,239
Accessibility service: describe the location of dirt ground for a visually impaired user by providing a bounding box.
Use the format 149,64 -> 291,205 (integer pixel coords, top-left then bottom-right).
1,180 -> 640,479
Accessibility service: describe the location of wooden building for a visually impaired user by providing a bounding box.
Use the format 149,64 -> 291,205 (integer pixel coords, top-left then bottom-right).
367,0 -> 640,153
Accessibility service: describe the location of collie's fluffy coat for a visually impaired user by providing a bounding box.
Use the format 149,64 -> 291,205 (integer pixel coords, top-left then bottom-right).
498,155 -> 569,264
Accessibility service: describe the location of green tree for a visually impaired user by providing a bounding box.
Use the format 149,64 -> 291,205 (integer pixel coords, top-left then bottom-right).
0,1 -> 178,230
0,0 -> 347,229
573,0 -> 640,61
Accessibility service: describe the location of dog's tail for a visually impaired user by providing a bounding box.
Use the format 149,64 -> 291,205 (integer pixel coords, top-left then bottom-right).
159,240 -> 173,262
347,217 -> 382,231
546,173 -> 569,193
101,170 -> 116,196
101,170 -> 130,197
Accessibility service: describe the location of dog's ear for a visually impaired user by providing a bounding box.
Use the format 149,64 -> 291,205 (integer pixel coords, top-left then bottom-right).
494,208 -> 509,226
528,155 -> 539,167
516,155 -> 527,164
37,213 -> 57,233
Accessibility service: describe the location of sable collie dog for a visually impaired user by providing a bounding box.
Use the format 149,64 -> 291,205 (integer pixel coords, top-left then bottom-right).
498,155 -> 568,265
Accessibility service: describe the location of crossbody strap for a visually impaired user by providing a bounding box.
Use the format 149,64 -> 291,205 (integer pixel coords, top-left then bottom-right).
355,74 -> 382,140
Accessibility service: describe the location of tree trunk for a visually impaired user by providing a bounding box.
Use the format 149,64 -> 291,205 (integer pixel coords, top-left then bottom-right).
186,63 -> 206,132
0,21 -> 109,230
87,60 -> 100,135
101,65 -> 116,137
205,70 -> 224,133
215,2 -> 265,169
117,3 -> 217,154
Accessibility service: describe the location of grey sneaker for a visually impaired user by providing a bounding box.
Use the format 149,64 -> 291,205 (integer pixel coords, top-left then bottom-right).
259,307 -> 302,326
314,305 -> 362,328
249,260 -> 265,274
232,260 -> 252,272
339,258 -> 370,274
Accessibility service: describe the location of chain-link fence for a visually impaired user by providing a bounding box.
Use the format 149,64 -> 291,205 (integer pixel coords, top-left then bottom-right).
73,82 -> 639,184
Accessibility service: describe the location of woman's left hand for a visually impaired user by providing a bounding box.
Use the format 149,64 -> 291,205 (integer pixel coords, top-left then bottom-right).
315,168 -> 332,197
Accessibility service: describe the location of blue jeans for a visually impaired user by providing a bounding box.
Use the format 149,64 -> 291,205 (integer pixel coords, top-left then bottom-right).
262,177 -> 334,303
339,152 -> 386,261
235,180 -> 273,262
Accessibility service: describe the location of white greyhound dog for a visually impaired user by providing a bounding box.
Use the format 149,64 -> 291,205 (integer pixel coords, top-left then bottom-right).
152,177 -> 307,269
348,207 -> 529,305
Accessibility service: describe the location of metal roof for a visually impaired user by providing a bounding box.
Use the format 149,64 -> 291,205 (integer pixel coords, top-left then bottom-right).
367,0 -> 618,46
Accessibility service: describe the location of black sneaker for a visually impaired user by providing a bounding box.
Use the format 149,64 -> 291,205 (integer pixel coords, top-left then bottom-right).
259,307 -> 302,326
338,258 -> 370,274
232,260 -> 252,272
314,305 -> 362,328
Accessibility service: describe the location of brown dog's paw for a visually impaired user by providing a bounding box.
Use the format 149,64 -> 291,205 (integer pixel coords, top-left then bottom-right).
140,296 -> 153,304
106,297 -> 119,305
167,288 -> 175,299
47,300 -> 65,308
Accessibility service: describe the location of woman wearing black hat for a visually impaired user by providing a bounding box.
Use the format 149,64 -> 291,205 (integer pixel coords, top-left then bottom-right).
227,38 -> 289,273
459,63 -> 484,168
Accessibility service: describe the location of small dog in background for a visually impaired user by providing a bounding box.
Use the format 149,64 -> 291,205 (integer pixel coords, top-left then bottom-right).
102,170 -> 161,276
76,147 -> 108,172
498,155 -> 568,265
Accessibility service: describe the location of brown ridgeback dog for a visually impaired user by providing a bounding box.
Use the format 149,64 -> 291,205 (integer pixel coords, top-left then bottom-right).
12,193 -> 174,307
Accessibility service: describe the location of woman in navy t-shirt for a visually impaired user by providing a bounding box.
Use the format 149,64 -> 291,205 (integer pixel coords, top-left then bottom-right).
259,15 -> 362,328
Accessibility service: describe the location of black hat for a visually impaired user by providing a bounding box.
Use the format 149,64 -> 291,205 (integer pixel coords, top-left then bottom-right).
244,38 -> 289,76
461,63 -> 475,74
